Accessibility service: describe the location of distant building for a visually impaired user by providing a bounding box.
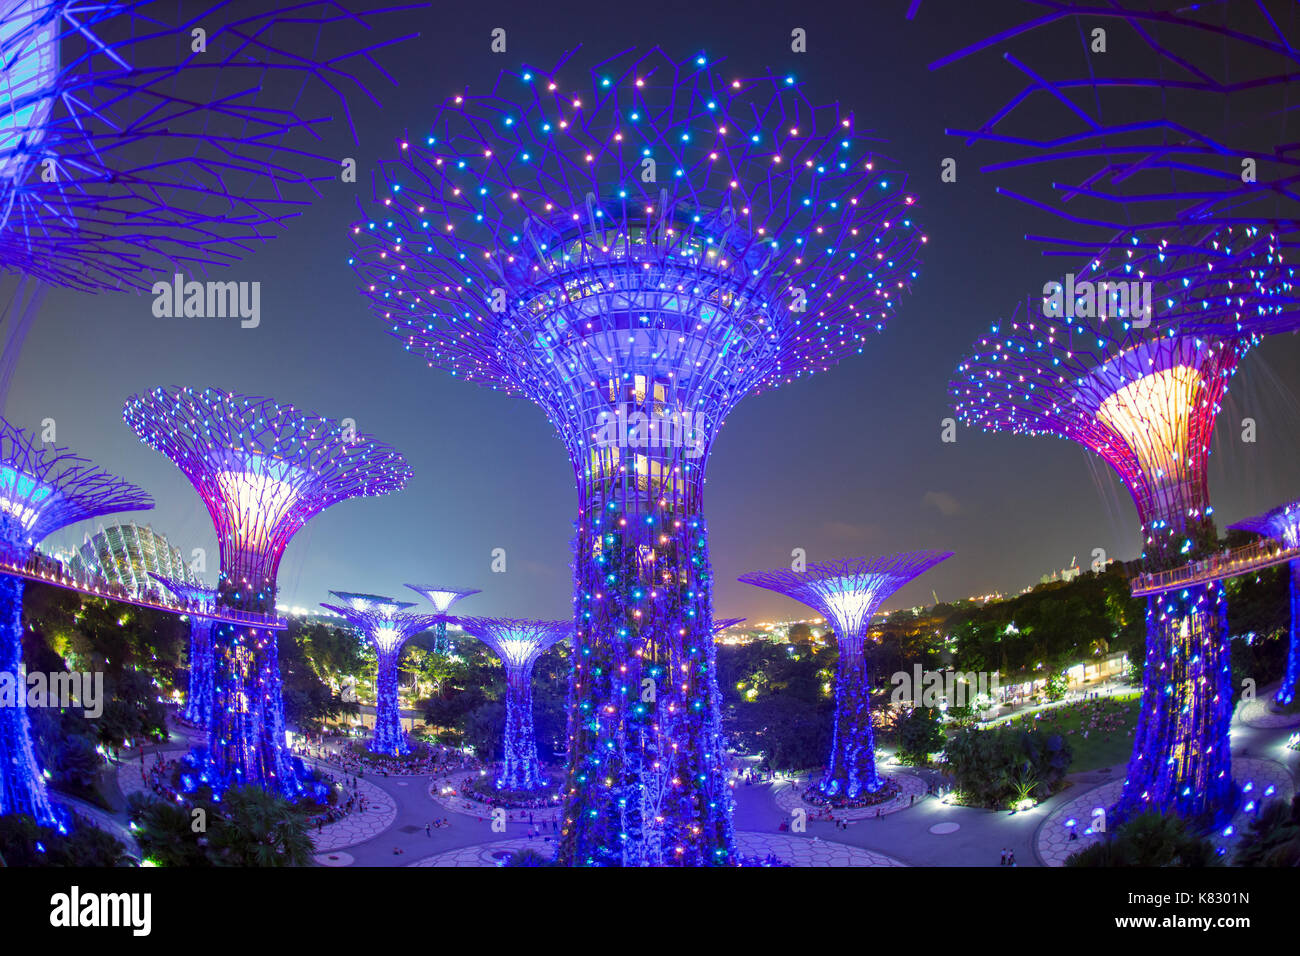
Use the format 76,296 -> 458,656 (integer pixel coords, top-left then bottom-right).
68,522 -> 200,593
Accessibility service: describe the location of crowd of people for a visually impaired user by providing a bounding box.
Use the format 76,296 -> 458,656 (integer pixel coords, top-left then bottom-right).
451,774 -> 562,811
291,734 -> 477,778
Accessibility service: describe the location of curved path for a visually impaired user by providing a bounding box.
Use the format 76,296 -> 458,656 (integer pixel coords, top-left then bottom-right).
426,771 -> 563,823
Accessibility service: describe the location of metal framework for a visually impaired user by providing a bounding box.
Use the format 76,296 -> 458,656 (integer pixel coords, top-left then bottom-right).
69,521 -> 199,594
1231,500 -> 1300,706
405,583 -> 479,653
0,0 -> 423,291
321,591 -> 441,756
123,386 -> 411,796
740,552 -> 951,798
351,47 -> 924,866
450,616 -> 569,792
151,573 -> 219,730
0,416 -> 151,825
951,295 -> 1243,823
929,0 -> 1300,336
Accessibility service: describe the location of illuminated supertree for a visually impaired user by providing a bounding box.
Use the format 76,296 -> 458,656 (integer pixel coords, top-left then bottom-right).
451,616 -> 569,792
0,419 -> 151,824
405,583 -> 480,653
951,290 -> 1248,823
150,573 -> 218,729
351,47 -> 924,866
1231,501 -> 1300,706
740,552 -> 950,799
320,591 -> 440,756
712,617 -> 744,634
123,386 -> 411,796
0,0 -> 423,292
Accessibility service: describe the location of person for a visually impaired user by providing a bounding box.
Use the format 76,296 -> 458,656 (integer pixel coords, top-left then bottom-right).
425,822 -> 431,837
1069,825 -> 1078,841
999,847 -> 1007,865
1007,849 -> 1016,866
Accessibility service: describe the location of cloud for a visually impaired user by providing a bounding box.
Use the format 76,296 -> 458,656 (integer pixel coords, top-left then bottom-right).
923,491 -> 962,517
821,520 -> 881,542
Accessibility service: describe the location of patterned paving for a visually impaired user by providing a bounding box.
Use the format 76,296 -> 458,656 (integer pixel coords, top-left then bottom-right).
426,771 -> 563,822
772,771 -> 927,822
303,762 -> 398,852
1236,697 -> 1300,730
1036,756 -> 1297,866
406,832 -> 906,867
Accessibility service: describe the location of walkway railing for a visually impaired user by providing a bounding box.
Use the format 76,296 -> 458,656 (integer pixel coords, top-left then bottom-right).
1131,540 -> 1299,597
0,554 -> 287,630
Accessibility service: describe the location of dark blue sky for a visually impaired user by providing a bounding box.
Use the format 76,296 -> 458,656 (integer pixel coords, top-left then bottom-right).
18,0 -> 1300,622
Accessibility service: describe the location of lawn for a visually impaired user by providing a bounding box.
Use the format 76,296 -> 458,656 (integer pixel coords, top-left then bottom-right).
1000,693 -> 1141,774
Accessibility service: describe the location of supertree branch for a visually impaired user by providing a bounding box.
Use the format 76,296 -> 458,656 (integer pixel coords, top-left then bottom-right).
1231,500 -> 1300,706
352,46 -> 926,867
151,573 -> 218,729
0,414 -> 150,826
740,552 -> 951,799
1,0 -> 427,291
451,616 -> 569,792
322,593 -> 441,757
712,617 -> 744,634
926,0 -> 1300,336
406,583 -> 479,653
950,278 -> 1241,823
122,386 -> 410,796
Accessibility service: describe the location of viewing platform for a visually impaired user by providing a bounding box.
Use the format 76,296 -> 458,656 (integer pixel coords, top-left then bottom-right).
1131,539 -> 1300,597
0,554 -> 288,630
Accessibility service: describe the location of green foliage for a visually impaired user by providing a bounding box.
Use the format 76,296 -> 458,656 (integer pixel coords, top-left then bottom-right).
1067,812 -> 1222,867
1045,671 -> 1068,702
943,725 -> 1072,808
505,847 -> 556,866
127,793 -> 211,867
896,706 -> 945,765
1234,796 -> 1300,867
0,814 -> 132,867
724,694 -> 831,772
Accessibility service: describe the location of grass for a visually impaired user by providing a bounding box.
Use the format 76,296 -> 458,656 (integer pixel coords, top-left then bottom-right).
1000,693 -> 1141,774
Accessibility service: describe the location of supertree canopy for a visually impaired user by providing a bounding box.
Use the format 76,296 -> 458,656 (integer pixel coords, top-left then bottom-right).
929,0 -> 1300,336
451,616 -> 569,792
951,288 -> 1247,823
350,47 -> 925,866
151,573 -> 219,730
1231,500 -> 1300,707
405,583 -> 480,653
321,591 -> 441,756
0,417 -> 151,824
123,386 -> 411,796
1,0 -> 424,291
739,552 -> 950,799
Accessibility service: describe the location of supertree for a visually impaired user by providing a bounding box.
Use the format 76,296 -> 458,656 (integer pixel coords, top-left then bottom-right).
712,617 -> 745,634
451,616 -> 569,792
405,583 -> 480,653
122,386 -> 411,797
739,552 -> 951,799
320,591 -> 441,756
350,47 -> 925,866
951,286 -> 1250,823
150,573 -> 219,730
0,419 -> 151,824
1,0 -> 424,292
1231,501 -> 1300,706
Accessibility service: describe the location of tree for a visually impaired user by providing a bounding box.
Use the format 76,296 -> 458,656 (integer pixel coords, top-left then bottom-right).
896,706 -> 945,765
0,814 -> 131,867
1234,796 -> 1300,867
1067,812 -> 1222,867
206,786 -> 314,867
127,793 -> 211,867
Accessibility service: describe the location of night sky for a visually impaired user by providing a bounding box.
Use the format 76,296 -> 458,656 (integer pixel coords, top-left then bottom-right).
15,0 -> 1300,623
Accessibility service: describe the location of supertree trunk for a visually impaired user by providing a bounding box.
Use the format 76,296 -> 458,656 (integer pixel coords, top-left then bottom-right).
557,502 -> 735,867
370,647 -> 411,757
499,664 -> 542,791
205,585 -> 299,798
822,637 -> 882,798
1276,562 -> 1300,707
182,618 -> 215,729
1115,582 -> 1236,824
0,574 -> 55,825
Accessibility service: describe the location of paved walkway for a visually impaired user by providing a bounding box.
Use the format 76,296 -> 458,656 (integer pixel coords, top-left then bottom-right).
1236,697 -> 1300,730
301,760 -> 398,852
